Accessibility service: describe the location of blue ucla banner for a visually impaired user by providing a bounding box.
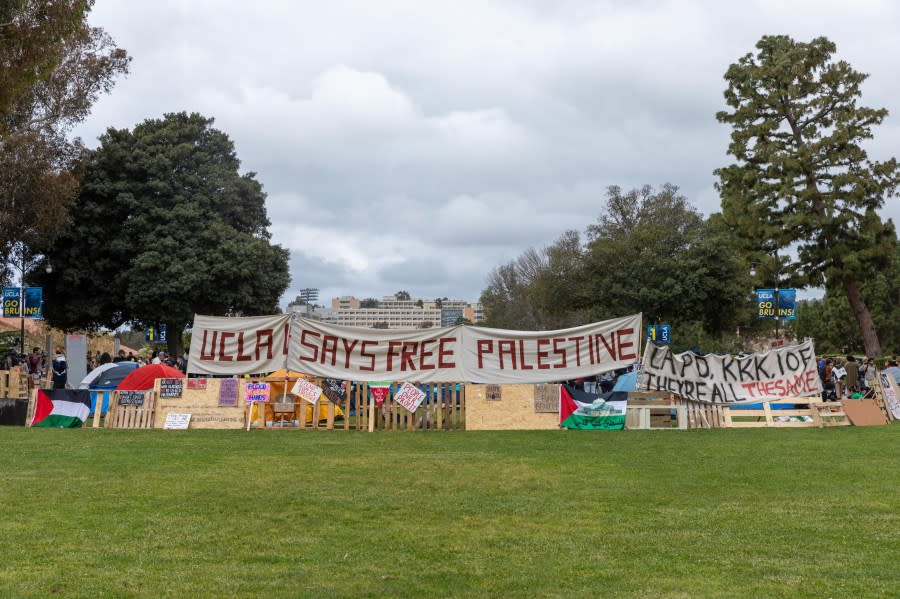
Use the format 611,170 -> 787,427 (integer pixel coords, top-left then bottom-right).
777,288 -> 796,321
756,288 -> 796,321
756,288 -> 776,319
2,287 -> 43,318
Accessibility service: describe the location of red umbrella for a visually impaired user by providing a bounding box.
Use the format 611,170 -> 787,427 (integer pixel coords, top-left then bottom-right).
116,364 -> 184,391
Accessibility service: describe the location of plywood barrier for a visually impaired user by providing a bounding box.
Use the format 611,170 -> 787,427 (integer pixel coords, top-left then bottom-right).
466,384 -> 556,430
154,377 -> 246,429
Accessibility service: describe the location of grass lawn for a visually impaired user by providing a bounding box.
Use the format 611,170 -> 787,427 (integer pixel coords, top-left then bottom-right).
1,425 -> 898,598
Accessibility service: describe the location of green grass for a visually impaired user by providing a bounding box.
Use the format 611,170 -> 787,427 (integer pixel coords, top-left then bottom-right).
1,426 -> 898,598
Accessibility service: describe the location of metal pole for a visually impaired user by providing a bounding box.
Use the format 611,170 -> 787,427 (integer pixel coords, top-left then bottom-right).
19,253 -> 25,356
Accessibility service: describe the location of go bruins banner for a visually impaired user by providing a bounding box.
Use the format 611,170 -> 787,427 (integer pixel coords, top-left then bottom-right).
188,313 -> 641,383
638,339 -> 821,404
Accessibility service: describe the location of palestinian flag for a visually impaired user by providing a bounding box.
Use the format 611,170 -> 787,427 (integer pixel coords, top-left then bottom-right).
368,382 -> 391,407
559,384 -> 627,430
31,389 -> 91,428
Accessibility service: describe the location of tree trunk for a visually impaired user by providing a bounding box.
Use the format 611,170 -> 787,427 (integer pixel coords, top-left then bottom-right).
843,279 -> 882,358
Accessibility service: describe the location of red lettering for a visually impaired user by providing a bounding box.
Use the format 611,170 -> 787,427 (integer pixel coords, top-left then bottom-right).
200,331 -> 217,360
596,332 -> 617,361
438,337 -> 456,368
517,339 -> 534,370
419,339 -> 436,370
536,338 -> 551,370
321,335 -> 338,366
587,334 -> 596,365
617,328 -> 636,360
476,340 -> 493,368
387,341 -> 403,371
552,338 -> 567,368
401,341 -> 418,371
341,338 -> 359,368
359,340 -> 376,371
299,330 -> 320,363
236,332 -> 252,362
283,322 -> 290,355
568,336 -> 583,366
498,340 -> 516,370
255,329 -> 274,360
219,332 -> 235,361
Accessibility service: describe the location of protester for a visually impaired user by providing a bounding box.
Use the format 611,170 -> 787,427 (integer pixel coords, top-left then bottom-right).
843,355 -> 859,395
51,347 -> 68,389
113,349 -> 128,363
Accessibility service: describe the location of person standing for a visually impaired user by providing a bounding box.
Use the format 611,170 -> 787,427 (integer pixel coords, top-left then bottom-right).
843,355 -> 859,395
51,347 -> 68,389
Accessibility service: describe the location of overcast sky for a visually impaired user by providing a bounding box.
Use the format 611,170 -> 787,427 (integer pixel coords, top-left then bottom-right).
72,0 -> 900,308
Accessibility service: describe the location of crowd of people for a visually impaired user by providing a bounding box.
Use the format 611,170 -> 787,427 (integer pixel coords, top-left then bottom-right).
3,346 -> 189,390
84,349 -> 187,372
818,354 -> 899,400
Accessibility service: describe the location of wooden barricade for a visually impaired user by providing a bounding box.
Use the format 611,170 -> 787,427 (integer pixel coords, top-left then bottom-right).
344,382 -> 465,432
0,369 -> 28,399
104,391 -> 157,429
625,393 -> 687,430
723,399 -> 849,428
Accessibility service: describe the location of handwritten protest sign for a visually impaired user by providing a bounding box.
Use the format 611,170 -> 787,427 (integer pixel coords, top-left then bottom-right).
243,382 -> 271,403
218,378 -> 238,407
159,378 -> 183,398
118,391 -> 145,406
291,379 -> 322,404
394,382 -> 426,413
639,339 -> 821,404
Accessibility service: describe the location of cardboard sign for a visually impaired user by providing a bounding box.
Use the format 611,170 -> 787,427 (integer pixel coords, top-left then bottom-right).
395,382 -> 426,413
218,378 -> 239,407
159,378 -> 184,398
118,391 -> 145,406
163,413 -> 191,429
243,382 -> 271,403
187,378 -> 208,390
533,384 -> 558,412
291,379 -> 322,404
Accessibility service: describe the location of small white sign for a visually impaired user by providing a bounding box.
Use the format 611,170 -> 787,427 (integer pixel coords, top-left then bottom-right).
164,413 -> 191,430
291,379 -> 322,404
395,382 -> 426,413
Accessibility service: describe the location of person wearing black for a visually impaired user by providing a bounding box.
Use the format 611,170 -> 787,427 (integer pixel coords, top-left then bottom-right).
51,348 -> 68,389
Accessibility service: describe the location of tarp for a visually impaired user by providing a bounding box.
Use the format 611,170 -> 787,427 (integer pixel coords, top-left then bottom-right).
188,313 -> 642,383
116,364 -> 184,391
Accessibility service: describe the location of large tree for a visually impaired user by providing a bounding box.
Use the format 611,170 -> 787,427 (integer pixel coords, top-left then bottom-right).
582,185 -> 748,343
716,35 -> 900,357
33,112 -> 291,356
0,0 -> 129,272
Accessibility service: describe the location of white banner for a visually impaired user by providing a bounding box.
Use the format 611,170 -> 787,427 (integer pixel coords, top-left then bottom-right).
188,314 -> 292,376
189,312 -> 641,383
638,339 -> 822,404
288,313 -> 641,383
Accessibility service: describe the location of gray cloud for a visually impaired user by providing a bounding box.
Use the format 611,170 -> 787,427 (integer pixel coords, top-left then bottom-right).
74,0 -> 900,307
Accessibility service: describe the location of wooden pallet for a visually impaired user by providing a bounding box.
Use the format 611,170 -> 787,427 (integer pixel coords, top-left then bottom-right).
723,400 -> 849,428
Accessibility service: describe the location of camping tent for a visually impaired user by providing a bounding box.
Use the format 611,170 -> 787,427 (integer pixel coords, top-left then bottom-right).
80,362 -> 139,416
79,362 -> 139,389
116,364 -> 184,391
260,369 -> 344,424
